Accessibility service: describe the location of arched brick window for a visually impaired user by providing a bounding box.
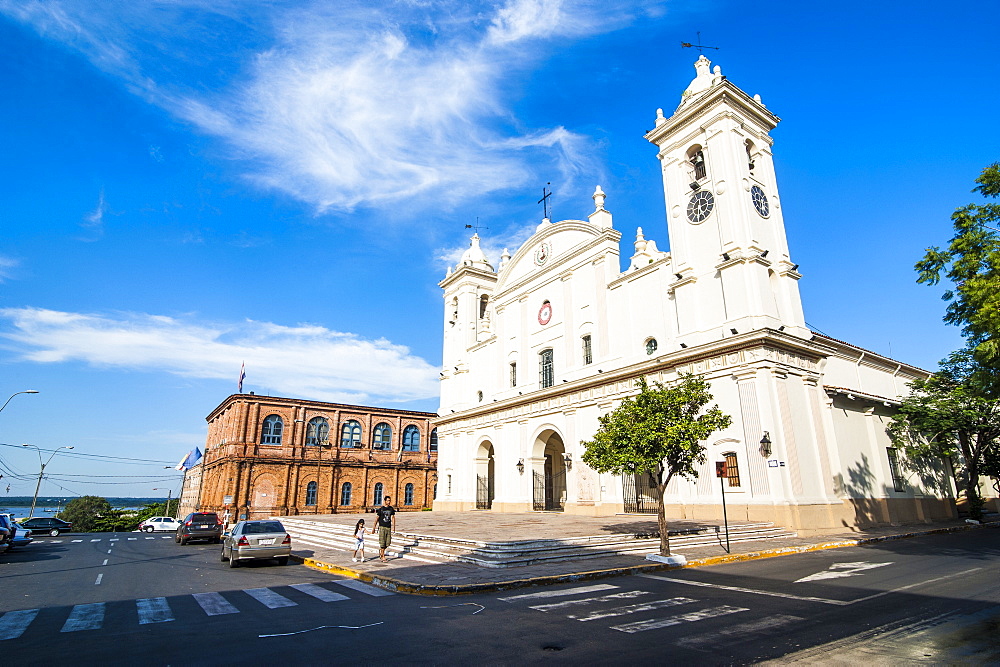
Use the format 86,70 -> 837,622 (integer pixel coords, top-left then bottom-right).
341,420 -> 361,448
404,483 -> 414,506
373,423 -> 392,450
304,481 -> 317,506
373,482 -> 384,506
402,425 -> 420,451
261,415 -> 283,445
340,482 -> 352,506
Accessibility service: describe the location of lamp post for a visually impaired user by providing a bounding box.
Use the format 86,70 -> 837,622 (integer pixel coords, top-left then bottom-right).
22,444 -> 74,519
296,419 -> 330,513
1,390 -> 39,414
153,487 -> 174,517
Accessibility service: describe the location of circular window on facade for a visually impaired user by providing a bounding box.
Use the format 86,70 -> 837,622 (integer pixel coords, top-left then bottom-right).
645,338 -> 658,355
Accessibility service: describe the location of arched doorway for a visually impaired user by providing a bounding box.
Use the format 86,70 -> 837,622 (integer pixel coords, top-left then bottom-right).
532,430 -> 566,511
476,441 -> 494,509
249,475 -> 276,519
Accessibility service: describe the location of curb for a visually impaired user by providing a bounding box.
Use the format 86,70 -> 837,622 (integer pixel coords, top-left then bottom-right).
295,521 -> 994,596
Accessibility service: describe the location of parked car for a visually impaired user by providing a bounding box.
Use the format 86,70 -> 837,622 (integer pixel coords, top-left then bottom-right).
18,517 -> 72,536
138,516 -> 181,533
0,514 -> 30,551
175,512 -> 223,545
220,520 -> 291,567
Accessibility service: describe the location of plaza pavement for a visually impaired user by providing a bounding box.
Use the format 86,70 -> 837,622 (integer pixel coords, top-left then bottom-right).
287,511 -> 998,595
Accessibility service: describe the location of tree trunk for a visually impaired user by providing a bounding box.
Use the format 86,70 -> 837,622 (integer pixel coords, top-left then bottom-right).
656,469 -> 671,556
962,433 -> 985,520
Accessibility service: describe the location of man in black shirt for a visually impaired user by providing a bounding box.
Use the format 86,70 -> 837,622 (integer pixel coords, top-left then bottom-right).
372,496 -> 396,563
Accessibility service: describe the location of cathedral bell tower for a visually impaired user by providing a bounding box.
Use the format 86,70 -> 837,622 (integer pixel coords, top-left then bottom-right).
645,56 -> 809,345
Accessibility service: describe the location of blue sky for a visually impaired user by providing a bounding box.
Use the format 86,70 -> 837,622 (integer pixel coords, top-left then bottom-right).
0,0 -> 997,498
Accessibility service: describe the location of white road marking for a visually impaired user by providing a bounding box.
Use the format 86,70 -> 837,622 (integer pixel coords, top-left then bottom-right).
570,597 -> 698,622
611,605 -> 750,634
95,574 -> 103,585
193,592 -> 241,616
127,538 -> 137,541
71,539 -> 83,543
245,588 -> 297,609
290,583 -> 350,602
639,574 -> 849,606
795,561 -> 892,583
677,614 -> 804,648
90,539 -> 101,543
329,579 -> 396,597
50,540 -> 62,543
498,583 -> 618,602
161,536 -> 171,539
61,603 -> 105,632
530,590 -> 652,612
137,597 -> 174,624
145,537 -> 155,540
107,549 -> 112,554
109,539 -> 119,542
0,609 -> 39,640
102,559 -> 108,566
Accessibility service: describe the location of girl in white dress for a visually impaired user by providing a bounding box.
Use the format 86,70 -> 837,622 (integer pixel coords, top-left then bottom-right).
352,519 -> 366,563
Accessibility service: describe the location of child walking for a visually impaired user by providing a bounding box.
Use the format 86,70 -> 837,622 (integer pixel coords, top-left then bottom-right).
352,519 -> 366,563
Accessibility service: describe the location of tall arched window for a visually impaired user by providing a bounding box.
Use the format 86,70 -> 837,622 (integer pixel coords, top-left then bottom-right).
723,452 -> 741,488
261,415 -> 284,445
402,425 -> 420,451
479,294 -> 489,318
373,482 -> 384,506
539,348 -> 554,388
306,417 -> 329,446
404,483 -> 414,506
429,428 -> 438,453
689,147 -> 707,180
341,420 -> 361,448
305,481 -> 317,506
373,423 -> 393,450
340,482 -> 352,506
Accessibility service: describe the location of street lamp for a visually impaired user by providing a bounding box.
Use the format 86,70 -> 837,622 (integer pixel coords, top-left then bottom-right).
22,443 -> 74,519
296,419 -> 330,512
1,390 -> 39,414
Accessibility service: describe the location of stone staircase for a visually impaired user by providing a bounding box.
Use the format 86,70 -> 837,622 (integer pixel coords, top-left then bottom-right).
279,516 -> 796,569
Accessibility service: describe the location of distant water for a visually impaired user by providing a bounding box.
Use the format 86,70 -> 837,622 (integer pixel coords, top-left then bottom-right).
0,505 -> 144,518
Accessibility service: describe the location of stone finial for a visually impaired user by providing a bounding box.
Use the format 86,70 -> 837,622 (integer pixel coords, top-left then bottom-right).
679,55 -> 719,107
592,185 -> 606,211
753,93 -> 763,106
459,232 -> 494,271
634,227 -> 647,254
499,248 -> 511,270
655,108 -> 666,126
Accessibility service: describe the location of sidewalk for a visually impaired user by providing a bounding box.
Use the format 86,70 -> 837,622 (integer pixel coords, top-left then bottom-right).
288,511 -> 997,595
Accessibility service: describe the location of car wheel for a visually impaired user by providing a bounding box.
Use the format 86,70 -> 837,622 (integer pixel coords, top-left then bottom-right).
228,554 -> 239,568
220,547 -> 228,562
174,534 -> 181,543
49,529 -> 60,537
277,557 -> 289,566
180,537 -> 188,546
144,526 -> 155,533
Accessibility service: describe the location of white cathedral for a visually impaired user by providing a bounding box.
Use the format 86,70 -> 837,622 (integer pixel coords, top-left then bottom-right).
432,56 -> 959,533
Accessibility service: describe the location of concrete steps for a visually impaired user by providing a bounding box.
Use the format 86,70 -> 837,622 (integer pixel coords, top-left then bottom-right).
278,517 -> 797,569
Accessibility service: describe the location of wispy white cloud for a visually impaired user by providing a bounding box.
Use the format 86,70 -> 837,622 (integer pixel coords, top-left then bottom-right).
0,307 -> 439,404
0,0 -> 665,215
79,190 -> 106,240
0,255 -> 19,282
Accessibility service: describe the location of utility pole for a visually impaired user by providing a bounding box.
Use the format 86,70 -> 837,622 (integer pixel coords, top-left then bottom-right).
23,444 -> 74,519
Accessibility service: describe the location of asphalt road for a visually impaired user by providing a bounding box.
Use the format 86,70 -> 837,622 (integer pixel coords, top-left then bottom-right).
3,527 -> 1000,664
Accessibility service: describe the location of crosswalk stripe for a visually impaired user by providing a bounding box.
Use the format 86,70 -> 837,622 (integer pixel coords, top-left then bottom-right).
291,583 -> 350,602
0,610 -> 39,640
569,596 -> 697,622
530,590 -> 651,612
90,539 -> 101,543
50,540 -> 63,543
329,579 -> 396,597
245,588 -> 297,609
127,538 -> 137,541
145,537 -> 155,540
136,598 -> 174,624
193,592 -> 241,616
498,584 -> 618,602
61,603 -> 105,632
677,614 -> 803,648
610,605 -> 749,634
71,539 -> 83,543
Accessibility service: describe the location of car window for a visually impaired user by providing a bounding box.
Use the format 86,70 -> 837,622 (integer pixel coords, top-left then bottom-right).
244,522 -> 284,534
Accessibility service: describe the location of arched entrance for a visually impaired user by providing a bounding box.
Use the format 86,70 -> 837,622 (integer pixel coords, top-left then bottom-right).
249,475 -> 276,519
532,430 -> 566,511
475,441 -> 494,510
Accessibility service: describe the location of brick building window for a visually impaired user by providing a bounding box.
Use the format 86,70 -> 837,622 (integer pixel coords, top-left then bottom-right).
373,482 -> 384,505
340,482 -> 352,506
404,483 -> 414,506
403,425 -> 420,451
261,415 -> 284,445
373,423 -> 392,450
305,417 -> 329,446
305,481 -> 317,506
341,420 -> 361,448
429,428 -> 438,452
539,348 -> 554,388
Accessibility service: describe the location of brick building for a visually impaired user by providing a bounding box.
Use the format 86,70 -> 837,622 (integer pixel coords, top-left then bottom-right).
196,393 -> 438,521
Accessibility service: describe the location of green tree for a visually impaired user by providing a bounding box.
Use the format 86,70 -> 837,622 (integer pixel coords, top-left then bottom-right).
888,373 -> 1000,520
581,374 -> 732,556
58,495 -> 113,532
916,163 -> 1000,364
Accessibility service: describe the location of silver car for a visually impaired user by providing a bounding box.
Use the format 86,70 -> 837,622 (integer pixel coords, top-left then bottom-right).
220,520 -> 291,567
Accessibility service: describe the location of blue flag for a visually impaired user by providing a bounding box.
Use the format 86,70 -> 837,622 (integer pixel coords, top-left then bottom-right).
175,447 -> 203,471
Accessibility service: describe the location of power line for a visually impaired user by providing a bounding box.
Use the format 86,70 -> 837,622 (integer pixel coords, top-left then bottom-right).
0,443 -> 176,465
